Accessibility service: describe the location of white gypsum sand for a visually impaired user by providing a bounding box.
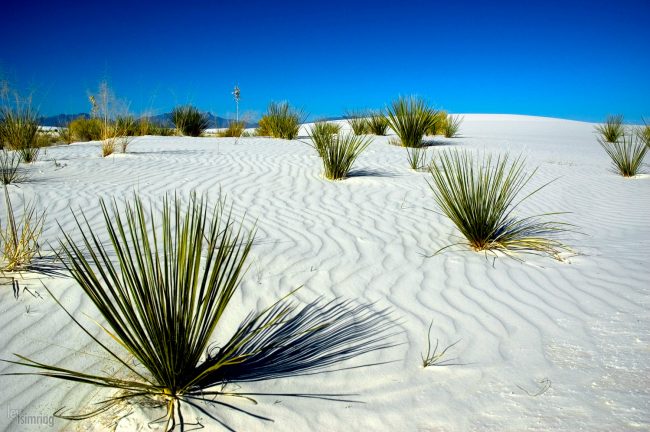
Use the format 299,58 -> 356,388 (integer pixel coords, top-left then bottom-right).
0,114 -> 648,431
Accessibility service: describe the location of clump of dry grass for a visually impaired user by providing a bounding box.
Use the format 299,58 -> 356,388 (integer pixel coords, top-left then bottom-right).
0,186 -> 45,272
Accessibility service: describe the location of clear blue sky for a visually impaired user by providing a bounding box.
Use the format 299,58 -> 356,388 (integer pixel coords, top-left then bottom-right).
1,0 -> 648,122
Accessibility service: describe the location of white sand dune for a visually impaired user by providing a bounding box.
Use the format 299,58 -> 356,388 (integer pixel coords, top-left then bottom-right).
1,114 -> 648,431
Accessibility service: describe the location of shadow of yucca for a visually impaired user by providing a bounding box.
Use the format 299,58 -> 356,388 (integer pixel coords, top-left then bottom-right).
2,192 -> 398,431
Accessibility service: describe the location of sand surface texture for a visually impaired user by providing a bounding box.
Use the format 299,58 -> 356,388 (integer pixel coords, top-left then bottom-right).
1,115 -> 648,431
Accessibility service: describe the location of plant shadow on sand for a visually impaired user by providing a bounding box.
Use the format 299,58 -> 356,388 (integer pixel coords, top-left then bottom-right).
347,168 -> 400,178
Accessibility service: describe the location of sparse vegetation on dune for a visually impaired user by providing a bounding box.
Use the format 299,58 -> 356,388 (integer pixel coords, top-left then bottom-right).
386,96 -> 438,148
308,121 -> 341,157
406,146 -> 430,170
367,111 -> 389,135
218,120 -> 246,137
443,114 -> 463,138
427,110 -> 448,136
638,120 -> 650,147
599,133 -> 647,177
68,117 -> 103,141
428,150 -> 574,260
171,105 -> 209,137
595,114 -> 625,143
322,132 -> 371,180
0,150 -> 25,184
346,110 -> 370,135
0,94 -> 40,161
2,193 -> 395,430
0,186 -> 45,272
256,101 -> 305,139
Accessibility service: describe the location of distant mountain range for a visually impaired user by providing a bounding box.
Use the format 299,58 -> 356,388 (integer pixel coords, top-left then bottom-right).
38,113 -> 258,128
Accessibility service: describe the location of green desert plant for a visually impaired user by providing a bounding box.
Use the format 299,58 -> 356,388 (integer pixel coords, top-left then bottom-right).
0,101 -> 39,151
68,117 -> 102,141
18,146 -> 40,163
405,146 -> 430,170
308,121 -> 341,157
3,193 -> 394,430
366,111 -> 389,135
56,126 -> 74,144
443,115 -> 463,138
599,134 -> 647,177
346,111 -> 369,135
258,101 -> 305,139
638,119 -> 650,147
428,150 -> 574,260
218,120 -> 246,137
322,132 -> 371,180
0,186 -> 45,272
426,110 -> 448,136
595,114 -> 625,143
0,150 -> 24,184
421,322 -> 461,367
385,96 -> 437,148
171,105 -> 210,137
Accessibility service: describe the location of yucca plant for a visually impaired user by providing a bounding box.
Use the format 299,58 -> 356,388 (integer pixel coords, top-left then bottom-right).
18,146 -> 40,163
599,134 -> 647,177
405,146 -> 430,170
385,96 -> 437,148
426,110 -> 448,136
428,150 -> 573,260
595,114 -> 625,143
2,193 -> 394,430
322,132 -> 371,180
68,117 -> 103,141
258,101 -> 305,139
638,119 -> 650,147
366,111 -> 389,135
308,121 -> 340,157
0,102 -> 39,151
0,185 -> 45,272
218,120 -> 246,137
171,105 -> 210,137
0,150 -> 24,184
443,115 -> 463,138
346,111 -> 369,135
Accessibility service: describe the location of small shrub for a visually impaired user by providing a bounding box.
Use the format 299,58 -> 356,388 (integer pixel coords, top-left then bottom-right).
101,139 -> 116,157
595,114 -> 625,143
69,117 -> 102,141
258,101 -> 305,139
421,322 -> 460,367
0,103 -> 39,151
0,150 -> 24,184
406,146 -> 430,170
171,105 -> 209,137
3,193 -> 395,430
18,146 -> 39,163
322,132 -> 371,180
599,134 -> 647,177
56,127 -> 74,144
308,121 -> 340,157
0,186 -> 45,272
638,120 -> 650,147
346,111 -> 369,135
428,150 -> 573,260
443,115 -> 463,138
427,110 -> 448,136
386,96 -> 437,148
115,115 -> 138,136
218,120 -> 245,137
367,111 -> 389,135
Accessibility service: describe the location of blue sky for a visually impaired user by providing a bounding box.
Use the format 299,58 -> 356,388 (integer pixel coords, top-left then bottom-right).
1,0 -> 649,122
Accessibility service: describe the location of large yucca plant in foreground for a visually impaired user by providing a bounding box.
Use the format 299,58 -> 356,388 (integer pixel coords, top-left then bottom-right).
599,134 -> 647,177
322,133 -> 371,180
3,194 -> 394,430
385,96 -> 437,148
428,151 -> 573,260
